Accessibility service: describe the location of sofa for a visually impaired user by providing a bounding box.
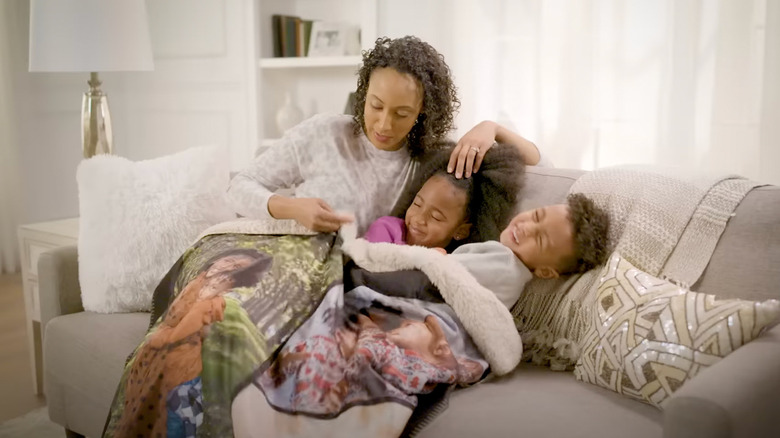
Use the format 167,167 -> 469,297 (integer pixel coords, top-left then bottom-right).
38,166 -> 780,438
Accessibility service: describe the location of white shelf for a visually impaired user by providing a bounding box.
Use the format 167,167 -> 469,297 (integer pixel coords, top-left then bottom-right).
259,56 -> 362,69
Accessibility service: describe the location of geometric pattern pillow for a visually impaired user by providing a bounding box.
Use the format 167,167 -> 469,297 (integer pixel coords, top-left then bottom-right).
574,252 -> 780,408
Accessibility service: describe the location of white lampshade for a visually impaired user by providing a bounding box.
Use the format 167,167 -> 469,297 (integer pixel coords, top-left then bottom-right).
29,0 -> 154,72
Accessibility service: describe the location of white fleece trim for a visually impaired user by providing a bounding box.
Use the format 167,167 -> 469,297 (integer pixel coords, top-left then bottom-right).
198,218 -> 317,240
339,224 -> 523,375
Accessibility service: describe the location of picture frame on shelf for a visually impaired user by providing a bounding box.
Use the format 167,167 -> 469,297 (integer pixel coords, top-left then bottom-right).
308,21 -> 347,57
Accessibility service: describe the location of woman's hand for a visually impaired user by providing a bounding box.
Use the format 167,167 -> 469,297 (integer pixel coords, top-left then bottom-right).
448,121 -> 498,179
281,197 -> 354,232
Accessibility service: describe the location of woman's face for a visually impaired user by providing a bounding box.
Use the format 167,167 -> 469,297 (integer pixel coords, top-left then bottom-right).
386,315 -> 451,363
363,67 -> 423,151
205,254 -> 255,279
200,254 -> 256,299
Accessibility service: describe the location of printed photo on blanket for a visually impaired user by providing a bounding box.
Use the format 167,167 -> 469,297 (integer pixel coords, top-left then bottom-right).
115,248 -> 273,437
246,286 -> 488,418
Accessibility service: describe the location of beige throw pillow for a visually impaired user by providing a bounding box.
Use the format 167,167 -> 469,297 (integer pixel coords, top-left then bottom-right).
574,252 -> 780,408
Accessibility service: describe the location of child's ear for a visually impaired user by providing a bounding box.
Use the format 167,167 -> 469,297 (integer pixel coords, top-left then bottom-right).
533,266 -> 560,279
453,222 -> 472,241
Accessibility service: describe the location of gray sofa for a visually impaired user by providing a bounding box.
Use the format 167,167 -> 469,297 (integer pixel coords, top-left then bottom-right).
38,167 -> 780,438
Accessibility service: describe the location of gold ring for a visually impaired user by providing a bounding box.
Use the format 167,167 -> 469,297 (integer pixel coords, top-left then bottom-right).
470,147 -> 480,153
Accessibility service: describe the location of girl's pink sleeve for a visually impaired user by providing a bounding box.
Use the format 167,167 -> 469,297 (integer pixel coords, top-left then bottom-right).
363,216 -> 407,244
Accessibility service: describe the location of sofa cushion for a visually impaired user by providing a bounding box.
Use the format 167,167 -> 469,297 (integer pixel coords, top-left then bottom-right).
694,186 -> 780,302
418,363 -> 661,438
43,311 -> 148,438
514,166 -> 585,214
574,253 -> 780,408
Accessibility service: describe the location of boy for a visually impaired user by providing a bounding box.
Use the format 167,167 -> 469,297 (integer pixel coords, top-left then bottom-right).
447,193 -> 610,308
350,193 -> 610,310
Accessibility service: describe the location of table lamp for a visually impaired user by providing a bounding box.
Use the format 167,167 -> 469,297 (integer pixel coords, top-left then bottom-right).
28,0 -> 154,158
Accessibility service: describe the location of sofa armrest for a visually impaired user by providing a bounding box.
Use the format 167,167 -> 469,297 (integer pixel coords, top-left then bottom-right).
38,245 -> 83,331
663,324 -> 780,438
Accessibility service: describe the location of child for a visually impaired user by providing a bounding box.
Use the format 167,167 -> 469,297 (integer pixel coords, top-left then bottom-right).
365,142 -> 525,252
364,145 -> 610,307
458,193 -> 610,308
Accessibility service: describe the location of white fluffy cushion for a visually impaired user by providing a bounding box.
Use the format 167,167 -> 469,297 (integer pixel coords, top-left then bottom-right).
77,146 -> 236,313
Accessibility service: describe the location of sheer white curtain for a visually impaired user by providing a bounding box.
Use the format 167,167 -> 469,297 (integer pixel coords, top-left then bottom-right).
451,0 -> 780,184
0,1 -> 22,273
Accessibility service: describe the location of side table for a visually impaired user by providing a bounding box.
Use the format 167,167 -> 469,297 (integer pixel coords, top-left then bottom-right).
17,217 -> 79,394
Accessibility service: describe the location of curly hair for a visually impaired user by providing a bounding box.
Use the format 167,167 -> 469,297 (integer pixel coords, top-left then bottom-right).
392,141 -> 525,251
352,36 -> 460,157
564,193 -> 610,273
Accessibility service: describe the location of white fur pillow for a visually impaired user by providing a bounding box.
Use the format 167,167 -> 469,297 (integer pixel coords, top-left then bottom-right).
77,146 -> 236,313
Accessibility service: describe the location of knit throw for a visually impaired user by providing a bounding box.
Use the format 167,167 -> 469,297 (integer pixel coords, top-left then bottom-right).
511,165 -> 763,370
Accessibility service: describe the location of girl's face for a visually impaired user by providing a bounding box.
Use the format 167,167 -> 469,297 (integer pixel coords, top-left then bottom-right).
363,67 -> 423,152
405,175 -> 471,248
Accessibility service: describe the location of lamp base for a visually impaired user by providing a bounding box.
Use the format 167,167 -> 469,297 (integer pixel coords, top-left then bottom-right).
81,72 -> 113,158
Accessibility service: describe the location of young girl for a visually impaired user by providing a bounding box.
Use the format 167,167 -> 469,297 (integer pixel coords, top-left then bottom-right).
364,142 -> 525,253
362,146 -> 610,309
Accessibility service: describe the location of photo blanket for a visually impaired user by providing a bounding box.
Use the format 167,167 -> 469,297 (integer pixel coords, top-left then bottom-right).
102,219 -> 521,438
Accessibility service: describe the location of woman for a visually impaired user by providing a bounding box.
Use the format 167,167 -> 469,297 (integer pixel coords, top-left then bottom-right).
227,35 -> 544,234
115,249 -> 272,437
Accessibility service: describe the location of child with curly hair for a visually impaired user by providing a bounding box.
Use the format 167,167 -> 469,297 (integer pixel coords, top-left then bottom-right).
365,141 -> 525,252
364,144 -> 610,308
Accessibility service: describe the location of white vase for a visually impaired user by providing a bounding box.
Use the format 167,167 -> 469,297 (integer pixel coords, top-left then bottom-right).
276,93 -> 304,134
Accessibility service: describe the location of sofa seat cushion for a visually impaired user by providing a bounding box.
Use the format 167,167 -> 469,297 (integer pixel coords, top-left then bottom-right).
419,363 -> 661,438
43,311 -> 149,437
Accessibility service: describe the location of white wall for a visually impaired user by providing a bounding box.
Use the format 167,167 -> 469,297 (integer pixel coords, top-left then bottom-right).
8,0 -> 779,226
10,0 -> 256,225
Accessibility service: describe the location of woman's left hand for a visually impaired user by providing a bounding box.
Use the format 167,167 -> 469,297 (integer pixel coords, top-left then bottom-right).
448,121 -> 498,179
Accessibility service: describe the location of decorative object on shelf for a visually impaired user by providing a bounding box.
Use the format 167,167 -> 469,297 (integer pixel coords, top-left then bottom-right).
308,21 -> 360,57
28,0 -> 154,158
276,93 -> 304,134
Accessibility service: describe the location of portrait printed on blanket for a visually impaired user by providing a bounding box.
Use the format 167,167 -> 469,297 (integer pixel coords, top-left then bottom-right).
247,286 -> 488,418
114,248 -> 273,437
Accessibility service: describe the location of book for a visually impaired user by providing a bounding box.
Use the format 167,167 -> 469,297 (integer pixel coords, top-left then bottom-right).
302,20 -> 314,56
294,17 -> 303,56
271,15 -> 282,57
282,15 -> 299,57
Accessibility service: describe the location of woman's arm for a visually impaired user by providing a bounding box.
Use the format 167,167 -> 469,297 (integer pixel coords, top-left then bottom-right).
226,137 -> 303,220
492,122 -> 541,165
448,120 -> 542,178
227,116 -> 353,232
268,196 -> 353,232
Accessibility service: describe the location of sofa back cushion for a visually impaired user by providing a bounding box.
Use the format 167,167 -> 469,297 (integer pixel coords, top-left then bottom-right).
693,186 -> 780,302
516,166 -> 780,303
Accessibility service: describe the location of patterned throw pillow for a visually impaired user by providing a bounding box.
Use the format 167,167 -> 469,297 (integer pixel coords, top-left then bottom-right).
574,252 -> 780,408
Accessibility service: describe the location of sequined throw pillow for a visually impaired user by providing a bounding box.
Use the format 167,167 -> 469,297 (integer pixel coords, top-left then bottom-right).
574,252 -> 780,408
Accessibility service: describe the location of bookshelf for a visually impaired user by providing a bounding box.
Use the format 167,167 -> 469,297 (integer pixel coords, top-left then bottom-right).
258,55 -> 362,69
256,0 -> 377,145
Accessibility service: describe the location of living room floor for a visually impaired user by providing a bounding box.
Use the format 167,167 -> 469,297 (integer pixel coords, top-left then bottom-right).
0,273 -> 46,423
